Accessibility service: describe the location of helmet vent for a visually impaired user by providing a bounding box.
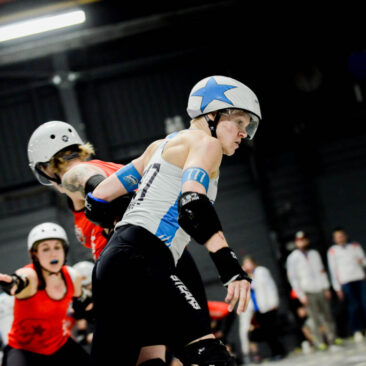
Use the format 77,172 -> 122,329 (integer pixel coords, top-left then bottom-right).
50,134 -> 55,139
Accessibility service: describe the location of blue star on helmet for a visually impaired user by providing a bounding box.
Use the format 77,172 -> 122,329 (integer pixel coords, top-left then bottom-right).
192,77 -> 237,113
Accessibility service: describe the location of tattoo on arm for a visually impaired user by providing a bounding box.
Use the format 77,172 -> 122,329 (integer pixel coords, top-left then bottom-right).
63,175 -> 85,196
62,166 -> 94,197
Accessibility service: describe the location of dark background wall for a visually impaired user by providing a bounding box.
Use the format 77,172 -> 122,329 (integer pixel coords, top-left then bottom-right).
0,0 -> 365,356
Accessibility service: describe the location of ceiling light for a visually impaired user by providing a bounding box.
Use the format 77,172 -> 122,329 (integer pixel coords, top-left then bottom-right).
0,9 -> 86,42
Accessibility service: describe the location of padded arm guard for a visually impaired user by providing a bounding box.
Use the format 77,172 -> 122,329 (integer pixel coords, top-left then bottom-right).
0,273 -> 29,295
177,191 -> 222,244
85,192 -> 135,228
210,247 -> 252,287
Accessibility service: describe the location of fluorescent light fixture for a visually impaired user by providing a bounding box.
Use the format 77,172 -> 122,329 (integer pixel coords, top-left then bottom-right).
0,9 -> 86,42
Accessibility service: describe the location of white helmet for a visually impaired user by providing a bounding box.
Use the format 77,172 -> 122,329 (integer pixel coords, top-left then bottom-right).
73,261 -> 94,286
187,75 -> 261,139
27,222 -> 69,251
27,121 -> 84,185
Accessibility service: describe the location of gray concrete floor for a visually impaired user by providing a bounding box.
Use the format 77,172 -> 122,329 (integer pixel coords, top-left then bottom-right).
246,338 -> 366,366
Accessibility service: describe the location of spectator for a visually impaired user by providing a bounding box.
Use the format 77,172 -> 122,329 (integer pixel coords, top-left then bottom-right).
327,227 -> 366,342
286,230 -> 340,350
238,298 -> 254,364
242,256 -> 286,362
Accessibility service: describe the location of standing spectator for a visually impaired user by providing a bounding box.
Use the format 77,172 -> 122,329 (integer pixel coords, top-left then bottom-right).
238,298 -> 254,364
327,227 -> 366,342
242,256 -> 286,362
286,231 -> 339,350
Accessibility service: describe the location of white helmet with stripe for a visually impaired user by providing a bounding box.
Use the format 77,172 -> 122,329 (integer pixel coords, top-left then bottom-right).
187,75 -> 261,139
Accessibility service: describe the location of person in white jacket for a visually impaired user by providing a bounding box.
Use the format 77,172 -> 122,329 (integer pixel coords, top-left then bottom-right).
242,256 -> 286,361
286,231 -> 338,350
327,227 -> 366,341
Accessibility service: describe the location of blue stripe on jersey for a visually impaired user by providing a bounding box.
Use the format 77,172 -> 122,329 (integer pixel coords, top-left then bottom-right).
182,167 -> 209,192
155,198 -> 179,247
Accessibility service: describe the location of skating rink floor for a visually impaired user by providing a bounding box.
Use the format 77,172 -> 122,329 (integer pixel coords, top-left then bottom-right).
247,338 -> 366,366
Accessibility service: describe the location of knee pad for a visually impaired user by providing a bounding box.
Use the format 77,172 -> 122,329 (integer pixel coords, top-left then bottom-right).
138,358 -> 166,366
176,338 -> 234,366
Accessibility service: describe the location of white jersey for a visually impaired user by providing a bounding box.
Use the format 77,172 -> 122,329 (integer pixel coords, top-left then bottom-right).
327,242 -> 366,291
117,131 -> 219,263
251,266 -> 279,313
286,249 -> 330,299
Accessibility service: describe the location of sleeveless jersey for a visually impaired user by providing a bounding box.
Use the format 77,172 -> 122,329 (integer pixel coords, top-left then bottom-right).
8,264 -> 75,355
72,159 -> 124,260
118,132 -> 219,263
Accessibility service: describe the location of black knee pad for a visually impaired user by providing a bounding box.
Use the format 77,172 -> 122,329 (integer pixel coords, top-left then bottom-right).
176,339 -> 234,366
138,358 -> 166,366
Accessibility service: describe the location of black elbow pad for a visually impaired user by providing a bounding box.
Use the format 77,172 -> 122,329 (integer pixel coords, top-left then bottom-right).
85,192 -> 135,228
177,192 -> 222,244
84,174 -> 106,194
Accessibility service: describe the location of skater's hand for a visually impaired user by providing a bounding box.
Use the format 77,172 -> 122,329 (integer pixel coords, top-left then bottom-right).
225,278 -> 251,314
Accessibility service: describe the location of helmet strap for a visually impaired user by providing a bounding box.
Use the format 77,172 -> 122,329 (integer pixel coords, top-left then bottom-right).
204,111 -> 222,138
35,165 -> 62,185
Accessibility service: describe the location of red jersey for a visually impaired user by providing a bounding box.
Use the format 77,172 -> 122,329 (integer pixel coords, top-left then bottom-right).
72,160 -> 123,260
8,264 -> 75,355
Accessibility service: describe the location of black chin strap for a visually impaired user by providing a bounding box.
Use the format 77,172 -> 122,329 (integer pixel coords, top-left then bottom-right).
204,111 -> 222,138
35,165 -> 62,185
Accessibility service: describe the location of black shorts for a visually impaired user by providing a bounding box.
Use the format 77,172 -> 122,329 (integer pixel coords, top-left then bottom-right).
90,224 -> 211,366
3,337 -> 89,366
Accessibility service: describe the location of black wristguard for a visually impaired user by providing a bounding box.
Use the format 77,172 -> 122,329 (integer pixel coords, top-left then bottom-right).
178,191 -> 222,244
73,288 -> 94,320
0,273 -> 29,295
209,248 -> 252,287
85,192 -> 134,228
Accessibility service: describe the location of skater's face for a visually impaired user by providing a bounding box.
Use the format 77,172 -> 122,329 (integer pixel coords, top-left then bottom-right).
215,111 -> 250,156
33,239 -> 65,272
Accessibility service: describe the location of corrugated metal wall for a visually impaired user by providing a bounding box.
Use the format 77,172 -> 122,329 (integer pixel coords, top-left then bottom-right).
0,86 -> 64,190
